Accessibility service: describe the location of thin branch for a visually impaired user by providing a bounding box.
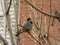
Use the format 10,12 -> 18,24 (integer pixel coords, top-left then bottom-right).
28,31 -> 41,45
0,34 -> 8,45
46,0 -> 52,45
25,0 -> 60,21
6,0 -> 12,15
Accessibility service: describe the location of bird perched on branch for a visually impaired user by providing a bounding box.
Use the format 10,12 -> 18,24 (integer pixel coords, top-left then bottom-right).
15,17 -> 33,36
15,17 -> 41,45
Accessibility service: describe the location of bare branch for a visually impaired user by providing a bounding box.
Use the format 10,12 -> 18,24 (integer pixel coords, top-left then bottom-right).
27,31 -> 41,45
25,0 -> 60,22
6,0 -> 12,15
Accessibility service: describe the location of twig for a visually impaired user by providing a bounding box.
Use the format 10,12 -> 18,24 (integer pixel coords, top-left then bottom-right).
27,31 -> 41,45
6,0 -> 12,15
46,0 -> 52,45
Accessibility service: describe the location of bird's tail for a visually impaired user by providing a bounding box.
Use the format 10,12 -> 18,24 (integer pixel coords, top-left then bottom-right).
15,30 -> 23,36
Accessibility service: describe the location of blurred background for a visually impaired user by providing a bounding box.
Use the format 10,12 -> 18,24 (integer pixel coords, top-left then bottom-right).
0,0 -> 60,45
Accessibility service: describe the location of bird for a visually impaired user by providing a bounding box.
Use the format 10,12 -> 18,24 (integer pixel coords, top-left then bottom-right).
15,17 -> 33,36
15,18 -> 41,45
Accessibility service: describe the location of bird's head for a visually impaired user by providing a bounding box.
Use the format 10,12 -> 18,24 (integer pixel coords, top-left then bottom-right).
27,18 -> 31,21
27,18 -> 33,24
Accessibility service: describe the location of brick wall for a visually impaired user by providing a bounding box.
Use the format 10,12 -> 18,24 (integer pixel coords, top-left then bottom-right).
20,0 -> 60,45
